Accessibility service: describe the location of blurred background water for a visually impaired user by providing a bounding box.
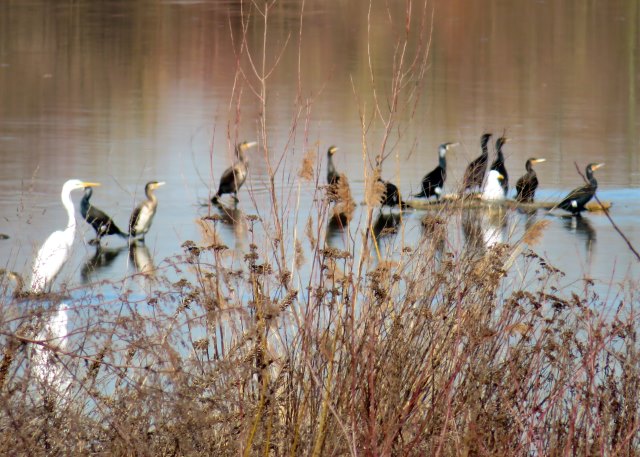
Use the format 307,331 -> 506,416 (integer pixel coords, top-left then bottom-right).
0,0 -> 638,300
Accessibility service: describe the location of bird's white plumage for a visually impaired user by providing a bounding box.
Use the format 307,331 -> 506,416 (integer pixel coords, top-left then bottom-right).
134,204 -> 155,234
482,170 -> 506,201
30,230 -> 74,293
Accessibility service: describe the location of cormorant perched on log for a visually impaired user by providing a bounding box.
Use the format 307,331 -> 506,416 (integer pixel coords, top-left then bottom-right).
490,137 -> 509,195
414,142 -> 458,200
515,158 -> 546,203
481,170 -> 506,201
557,163 -> 604,214
463,133 -> 492,192
81,187 -> 127,244
129,181 -> 165,240
211,141 -> 257,204
373,156 -> 408,209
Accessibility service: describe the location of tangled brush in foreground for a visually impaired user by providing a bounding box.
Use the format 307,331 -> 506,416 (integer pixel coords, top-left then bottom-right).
0,210 -> 638,457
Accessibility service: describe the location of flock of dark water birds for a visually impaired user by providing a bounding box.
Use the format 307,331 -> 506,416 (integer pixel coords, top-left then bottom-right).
19,132 -> 604,295
318,133 -> 602,215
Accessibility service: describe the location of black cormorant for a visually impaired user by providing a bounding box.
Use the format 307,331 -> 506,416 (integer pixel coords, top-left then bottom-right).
129,181 -> 165,240
211,141 -> 257,204
463,133 -> 492,192
490,137 -> 509,195
481,170 -> 506,201
81,187 -> 127,244
379,179 -> 407,208
557,163 -> 604,214
515,158 -> 546,203
414,142 -> 458,199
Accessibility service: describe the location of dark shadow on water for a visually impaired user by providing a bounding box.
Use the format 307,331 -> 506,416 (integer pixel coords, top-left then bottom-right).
210,202 -> 247,253
81,245 -> 127,284
561,215 -> 596,260
371,211 -> 402,241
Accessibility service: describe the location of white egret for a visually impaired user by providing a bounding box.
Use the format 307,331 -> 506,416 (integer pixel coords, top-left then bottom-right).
30,179 -> 101,293
482,170 -> 506,201
128,181 -> 165,240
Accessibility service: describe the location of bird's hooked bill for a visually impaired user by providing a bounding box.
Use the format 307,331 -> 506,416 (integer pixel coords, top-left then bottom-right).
592,163 -> 605,170
81,182 -> 101,188
532,158 -> 546,164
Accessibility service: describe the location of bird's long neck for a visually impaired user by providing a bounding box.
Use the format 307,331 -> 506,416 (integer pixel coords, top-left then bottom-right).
495,146 -> 504,165
328,153 -> 336,176
146,187 -> 157,205
525,160 -> 533,174
587,168 -> 597,187
62,187 -> 76,231
80,188 -> 91,215
439,154 -> 446,171
481,142 -> 489,158
236,146 -> 248,165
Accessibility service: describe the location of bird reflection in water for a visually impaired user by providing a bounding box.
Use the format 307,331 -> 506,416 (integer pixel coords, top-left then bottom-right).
462,207 -> 509,256
129,241 -> 156,276
420,214 -> 447,264
482,207 -> 509,249
371,211 -> 403,241
562,215 -> 596,261
81,245 -> 127,284
207,202 -> 247,253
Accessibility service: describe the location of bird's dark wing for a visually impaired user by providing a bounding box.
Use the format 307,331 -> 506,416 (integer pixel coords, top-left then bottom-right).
558,184 -> 594,211
416,166 -> 444,198
129,205 -> 142,236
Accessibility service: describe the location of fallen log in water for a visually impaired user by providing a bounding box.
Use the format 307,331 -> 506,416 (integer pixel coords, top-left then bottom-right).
406,195 -> 612,212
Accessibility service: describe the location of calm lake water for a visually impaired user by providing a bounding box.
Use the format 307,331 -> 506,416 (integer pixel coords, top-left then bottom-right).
0,0 -> 639,300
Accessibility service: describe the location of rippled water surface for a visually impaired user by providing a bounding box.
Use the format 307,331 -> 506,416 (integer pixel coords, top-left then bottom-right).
0,0 -> 639,298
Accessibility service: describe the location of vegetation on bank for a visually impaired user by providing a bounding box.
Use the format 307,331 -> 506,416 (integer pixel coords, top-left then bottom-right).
1,1 -> 639,455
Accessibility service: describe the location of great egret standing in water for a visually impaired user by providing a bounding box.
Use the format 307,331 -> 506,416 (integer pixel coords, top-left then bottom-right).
128,181 -> 165,241
30,179 -> 101,293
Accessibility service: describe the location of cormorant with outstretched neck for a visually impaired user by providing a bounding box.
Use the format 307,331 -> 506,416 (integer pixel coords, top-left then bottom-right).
463,133 -> 492,192
557,163 -> 604,214
327,145 -> 340,186
81,187 -> 127,244
129,181 -> 165,240
490,136 -> 509,195
414,142 -> 458,200
211,141 -> 257,204
515,158 -> 546,202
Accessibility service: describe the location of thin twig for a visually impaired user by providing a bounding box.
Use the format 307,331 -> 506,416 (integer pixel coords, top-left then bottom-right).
573,162 -> 640,262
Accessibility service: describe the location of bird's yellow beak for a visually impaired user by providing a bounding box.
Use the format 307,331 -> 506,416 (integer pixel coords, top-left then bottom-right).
592,163 -> 605,170
450,142 -> 460,148
154,181 -> 166,188
532,158 -> 546,164
82,182 -> 101,188
246,141 -> 258,148
497,173 -> 505,179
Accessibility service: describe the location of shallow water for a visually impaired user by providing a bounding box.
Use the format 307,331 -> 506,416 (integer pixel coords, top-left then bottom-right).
0,0 -> 639,300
